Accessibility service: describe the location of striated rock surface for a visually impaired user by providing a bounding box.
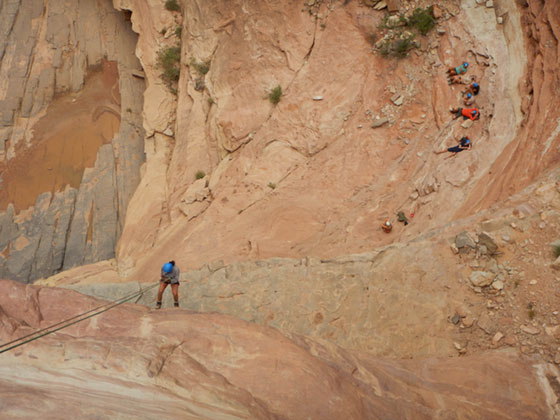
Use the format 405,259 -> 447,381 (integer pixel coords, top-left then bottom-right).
2,0 -> 560,417
0,0 -> 145,282
112,0 -> 560,283
0,280 -> 556,420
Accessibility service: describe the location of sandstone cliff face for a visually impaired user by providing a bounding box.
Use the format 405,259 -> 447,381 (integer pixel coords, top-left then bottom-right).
1,0 -> 560,417
459,0 -> 560,214
42,165 -> 560,388
0,280 -> 556,420
115,0 -> 560,283
0,0 -> 145,282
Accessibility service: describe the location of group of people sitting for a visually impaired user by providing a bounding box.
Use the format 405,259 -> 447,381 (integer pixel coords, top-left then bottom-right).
382,61 -> 483,233
439,61 -> 481,157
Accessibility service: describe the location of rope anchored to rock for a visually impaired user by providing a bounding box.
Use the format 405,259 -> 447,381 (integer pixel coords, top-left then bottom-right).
0,283 -> 159,354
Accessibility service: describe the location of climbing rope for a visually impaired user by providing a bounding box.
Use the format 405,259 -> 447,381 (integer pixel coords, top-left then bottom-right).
0,283 -> 158,354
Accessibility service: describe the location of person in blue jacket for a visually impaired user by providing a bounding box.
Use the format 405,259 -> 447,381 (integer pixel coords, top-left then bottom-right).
156,260 -> 180,309
436,136 -> 472,158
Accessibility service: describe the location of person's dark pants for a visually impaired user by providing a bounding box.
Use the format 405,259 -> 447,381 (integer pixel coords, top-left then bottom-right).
157,281 -> 179,304
447,146 -> 464,153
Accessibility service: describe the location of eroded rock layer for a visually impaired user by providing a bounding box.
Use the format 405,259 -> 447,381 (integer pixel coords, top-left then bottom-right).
0,0 -> 145,282
0,279 -> 556,420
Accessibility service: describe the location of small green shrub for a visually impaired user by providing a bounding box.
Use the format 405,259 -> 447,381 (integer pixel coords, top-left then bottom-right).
393,36 -> 415,58
194,78 -> 205,91
527,303 -> 536,319
157,45 -> 181,85
377,33 -> 415,58
190,58 -> 210,75
126,108 -> 132,112
268,85 -> 282,105
160,28 -> 167,35
407,7 -> 436,36
195,170 -> 206,180
553,245 -> 560,258
208,97 -> 215,105
175,26 -> 182,38
165,0 -> 180,12
268,182 -> 276,189
378,40 -> 391,57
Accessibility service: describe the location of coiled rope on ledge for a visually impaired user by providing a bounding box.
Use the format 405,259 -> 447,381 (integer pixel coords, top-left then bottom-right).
0,283 -> 159,354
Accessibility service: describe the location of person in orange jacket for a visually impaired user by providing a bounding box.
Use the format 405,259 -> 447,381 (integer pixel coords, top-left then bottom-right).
450,107 -> 480,121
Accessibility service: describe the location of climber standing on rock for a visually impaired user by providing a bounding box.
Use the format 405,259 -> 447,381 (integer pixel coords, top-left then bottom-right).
156,261 -> 180,309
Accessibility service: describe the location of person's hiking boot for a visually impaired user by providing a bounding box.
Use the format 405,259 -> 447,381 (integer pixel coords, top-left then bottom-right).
174,301 -> 179,308
156,301 -> 162,309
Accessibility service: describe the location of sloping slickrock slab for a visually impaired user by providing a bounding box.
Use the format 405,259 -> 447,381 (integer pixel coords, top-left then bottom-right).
76,244 -> 484,359
0,280 -> 554,420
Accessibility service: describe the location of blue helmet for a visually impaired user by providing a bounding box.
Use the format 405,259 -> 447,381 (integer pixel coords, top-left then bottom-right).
162,262 -> 173,273
467,93 -> 472,98
464,62 -> 469,67
473,82 -> 478,88
472,110 -> 477,115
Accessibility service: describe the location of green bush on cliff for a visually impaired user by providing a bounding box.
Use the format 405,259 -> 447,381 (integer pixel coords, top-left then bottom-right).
393,34 -> 415,58
268,85 -> 282,105
190,58 -> 210,75
157,45 -> 181,87
407,7 -> 435,36
165,0 -> 181,12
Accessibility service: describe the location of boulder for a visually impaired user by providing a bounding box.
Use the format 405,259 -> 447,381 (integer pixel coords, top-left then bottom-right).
455,231 -> 476,249
491,280 -> 504,290
462,316 -> 474,328
477,312 -> 494,334
386,0 -> 400,13
492,332 -> 504,345
374,1 -> 388,11
469,271 -> 494,287
371,117 -> 389,128
478,232 -> 498,254
461,119 -> 473,129
551,256 -> 560,271
520,325 -> 540,335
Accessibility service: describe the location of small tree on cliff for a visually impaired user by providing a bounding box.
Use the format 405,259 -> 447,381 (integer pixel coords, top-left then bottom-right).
157,44 -> 181,91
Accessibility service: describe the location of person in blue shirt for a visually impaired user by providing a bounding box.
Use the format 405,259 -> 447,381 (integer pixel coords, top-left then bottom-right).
463,81 -> 480,96
435,136 -> 472,157
463,92 -> 475,106
156,260 -> 180,309
447,61 -> 469,76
